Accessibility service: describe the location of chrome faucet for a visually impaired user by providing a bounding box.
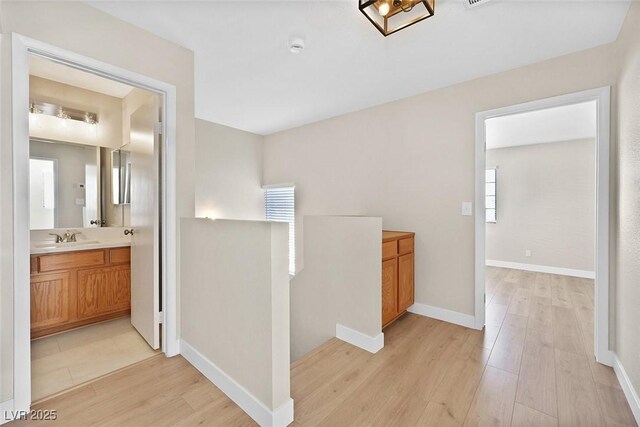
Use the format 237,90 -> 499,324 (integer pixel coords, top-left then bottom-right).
49,230 -> 81,243
49,232 -> 64,243
66,230 -> 81,242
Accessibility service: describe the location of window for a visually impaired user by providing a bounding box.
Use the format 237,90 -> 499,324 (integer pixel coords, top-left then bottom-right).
486,168 -> 497,223
265,185 -> 295,274
29,158 -> 56,229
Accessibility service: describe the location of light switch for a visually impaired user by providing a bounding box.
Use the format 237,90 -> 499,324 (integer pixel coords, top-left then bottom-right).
75,198 -> 85,206
462,202 -> 473,216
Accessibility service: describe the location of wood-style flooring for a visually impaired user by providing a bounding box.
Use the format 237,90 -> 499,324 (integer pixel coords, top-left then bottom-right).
11,268 -> 637,426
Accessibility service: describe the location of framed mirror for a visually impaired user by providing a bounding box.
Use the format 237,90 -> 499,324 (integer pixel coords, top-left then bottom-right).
29,138 -> 129,230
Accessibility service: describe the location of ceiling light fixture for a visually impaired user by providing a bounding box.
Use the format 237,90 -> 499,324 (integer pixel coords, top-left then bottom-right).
359,0 -> 435,36
29,100 -> 98,125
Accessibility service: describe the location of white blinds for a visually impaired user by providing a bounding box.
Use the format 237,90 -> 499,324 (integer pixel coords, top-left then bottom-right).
265,186 -> 295,274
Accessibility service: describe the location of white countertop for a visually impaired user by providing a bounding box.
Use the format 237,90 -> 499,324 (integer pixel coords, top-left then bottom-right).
30,239 -> 131,255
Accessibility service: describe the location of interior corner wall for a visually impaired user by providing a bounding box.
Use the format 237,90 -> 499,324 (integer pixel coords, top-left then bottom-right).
263,40 -> 619,317
614,0 -> 640,409
0,1 -> 195,403
486,138 -> 595,272
194,119 -> 264,220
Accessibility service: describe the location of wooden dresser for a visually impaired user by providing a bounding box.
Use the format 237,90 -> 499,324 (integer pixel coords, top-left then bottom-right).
382,231 -> 415,328
30,247 -> 131,339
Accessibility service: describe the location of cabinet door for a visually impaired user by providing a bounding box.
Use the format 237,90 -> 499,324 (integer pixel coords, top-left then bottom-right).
31,272 -> 70,330
77,265 -> 131,319
382,258 -> 398,327
398,253 -> 414,312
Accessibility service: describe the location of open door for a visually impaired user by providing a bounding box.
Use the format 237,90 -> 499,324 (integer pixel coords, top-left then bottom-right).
129,98 -> 160,349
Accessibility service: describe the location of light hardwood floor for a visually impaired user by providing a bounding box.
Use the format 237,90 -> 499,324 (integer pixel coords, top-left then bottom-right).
12,268 -> 637,426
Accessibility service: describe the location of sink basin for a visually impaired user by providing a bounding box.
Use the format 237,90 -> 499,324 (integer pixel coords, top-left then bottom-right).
33,240 -> 101,249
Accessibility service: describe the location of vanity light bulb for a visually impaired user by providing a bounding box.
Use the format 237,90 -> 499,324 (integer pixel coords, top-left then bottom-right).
379,2 -> 390,16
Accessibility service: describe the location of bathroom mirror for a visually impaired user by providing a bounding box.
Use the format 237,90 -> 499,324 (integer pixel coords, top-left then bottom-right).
29,138 -> 128,230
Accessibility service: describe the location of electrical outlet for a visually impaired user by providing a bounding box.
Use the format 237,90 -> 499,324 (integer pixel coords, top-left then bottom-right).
525,249 -> 532,257
75,198 -> 85,206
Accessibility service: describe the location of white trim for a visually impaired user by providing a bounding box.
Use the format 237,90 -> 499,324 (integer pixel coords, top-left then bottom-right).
335,324 -> 384,353
408,302 -> 477,330
180,340 -> 294,427
1,400 -> 15,425
10,33 -> 180,413
475,87 -> 611,365
485,260 -> 595,279
613,354 -> 640,425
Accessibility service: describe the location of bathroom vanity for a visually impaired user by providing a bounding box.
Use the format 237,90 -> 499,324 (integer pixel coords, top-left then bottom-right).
30,245 -> 131,339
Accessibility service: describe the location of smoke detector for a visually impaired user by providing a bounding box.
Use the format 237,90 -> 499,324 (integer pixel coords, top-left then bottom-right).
288,37 -> 305,54
463,0 -> 491,9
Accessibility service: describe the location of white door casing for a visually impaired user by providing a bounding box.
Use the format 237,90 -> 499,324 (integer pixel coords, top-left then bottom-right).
10,34 -> 179,415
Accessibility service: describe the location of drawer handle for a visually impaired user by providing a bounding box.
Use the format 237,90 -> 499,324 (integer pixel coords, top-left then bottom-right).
124,229 -> 134,236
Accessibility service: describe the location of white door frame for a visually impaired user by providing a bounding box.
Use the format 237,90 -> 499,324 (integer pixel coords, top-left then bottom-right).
10,33 -> 179,413
474,87 -> 612,366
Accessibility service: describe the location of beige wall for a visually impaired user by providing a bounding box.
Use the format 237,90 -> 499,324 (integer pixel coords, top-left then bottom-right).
0,1 -> 195,402
290,216 -> 382,360
29,75 -> 123,149
194,119 -> 264,220
486,139 -> 595,272
263,42 -> 618,317
614,0 -> 640,407
180,218 -> 290,411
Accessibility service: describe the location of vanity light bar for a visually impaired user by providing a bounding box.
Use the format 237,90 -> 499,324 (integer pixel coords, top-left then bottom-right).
29,101 -> 98,125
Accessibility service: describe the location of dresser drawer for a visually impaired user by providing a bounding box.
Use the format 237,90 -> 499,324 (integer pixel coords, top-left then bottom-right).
38,250 -> 105,273
382,241 -> 398,259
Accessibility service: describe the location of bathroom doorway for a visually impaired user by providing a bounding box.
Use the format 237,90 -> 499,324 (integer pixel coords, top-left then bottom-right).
11,35 -> 179,412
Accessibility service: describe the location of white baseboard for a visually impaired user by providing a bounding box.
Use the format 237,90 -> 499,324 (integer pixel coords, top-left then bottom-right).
335,324 -> 384,353
613,354 -> 640,425
1,400 -> 14,425
180,340 -> 294,427
408,302 -> 476,329
486,260 -> 595,279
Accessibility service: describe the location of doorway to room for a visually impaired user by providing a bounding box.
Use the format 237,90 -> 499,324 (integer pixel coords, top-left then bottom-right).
27,54 -> 163,402
474,88 -> 611,368
11,34 -> 179,413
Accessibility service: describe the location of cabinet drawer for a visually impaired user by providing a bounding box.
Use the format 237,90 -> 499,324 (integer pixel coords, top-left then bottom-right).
38,250 -> 105,273
110,247 -> 131,264
398,237 -> 414,255
382,241 -> 397,259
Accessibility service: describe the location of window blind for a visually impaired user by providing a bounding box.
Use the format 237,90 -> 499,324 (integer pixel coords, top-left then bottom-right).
265,186 -> 295,274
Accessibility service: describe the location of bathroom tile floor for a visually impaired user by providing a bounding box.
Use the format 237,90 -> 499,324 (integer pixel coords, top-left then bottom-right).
31,316 -> 159,401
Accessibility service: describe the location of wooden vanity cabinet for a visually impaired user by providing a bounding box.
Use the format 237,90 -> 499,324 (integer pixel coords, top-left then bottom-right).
30,247 -> 131,339
382,231 -> 415,328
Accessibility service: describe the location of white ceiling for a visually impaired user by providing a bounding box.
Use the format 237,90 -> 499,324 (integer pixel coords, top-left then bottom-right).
29,55 -> 134,98
89,1 -> 630,135
485,100 -> 597,150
